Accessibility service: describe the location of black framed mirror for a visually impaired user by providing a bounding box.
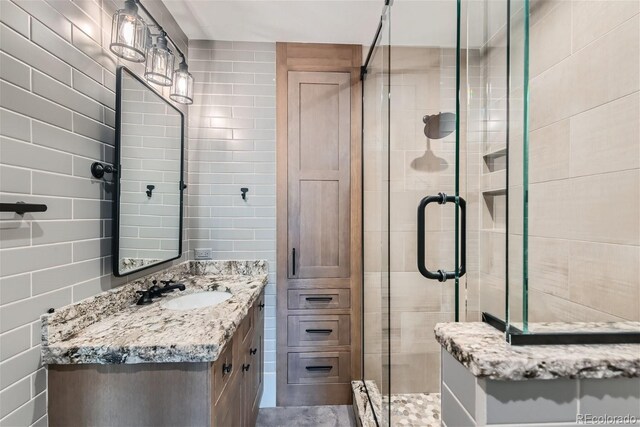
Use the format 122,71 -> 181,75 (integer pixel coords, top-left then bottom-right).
112,66 -> 185,277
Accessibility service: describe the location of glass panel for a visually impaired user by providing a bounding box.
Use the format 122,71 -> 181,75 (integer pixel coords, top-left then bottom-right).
387,0 -> 458,423
521,0 -> 640,330
362,6 -> 390,426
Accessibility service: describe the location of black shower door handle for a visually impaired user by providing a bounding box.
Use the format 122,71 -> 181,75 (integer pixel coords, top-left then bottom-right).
417,192 -> 466,282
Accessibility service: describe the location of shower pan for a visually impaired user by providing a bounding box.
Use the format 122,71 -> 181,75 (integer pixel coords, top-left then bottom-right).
361,0 -> 640,425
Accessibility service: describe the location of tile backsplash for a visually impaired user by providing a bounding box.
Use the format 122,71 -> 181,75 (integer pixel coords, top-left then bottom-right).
0,0 -> 188,425
186,40 -> 277,406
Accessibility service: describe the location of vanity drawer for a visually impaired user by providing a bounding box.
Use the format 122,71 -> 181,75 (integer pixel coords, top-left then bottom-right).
239,305 -> 254,346
287,315 -> 350,347
212,338 -> 236,405
287,351 -> 351,384
287,289 -> 350,310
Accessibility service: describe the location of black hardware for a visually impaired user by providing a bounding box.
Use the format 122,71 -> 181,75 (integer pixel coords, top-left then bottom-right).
47,308 -> 55,314
90,162 -> 117,179
146,185 -> 155,197
305,297 -> 333,302
259,302 -> 265,310
0,202 -> 48,215
242,363 -> 251,372
417,193 -> 466,282
136,290 -> 154,305
292,248 -> 296,276
180,181 -> 187,190
250,348 -> 257,355
305,329 -> 333,334
222,363 -> 232,375
241,187 -> 249,200
136,282 -> 185,305
305,366 -> 332,372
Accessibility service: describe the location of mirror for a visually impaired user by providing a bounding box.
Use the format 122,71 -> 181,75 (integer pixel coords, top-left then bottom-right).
113,66 -> 184,277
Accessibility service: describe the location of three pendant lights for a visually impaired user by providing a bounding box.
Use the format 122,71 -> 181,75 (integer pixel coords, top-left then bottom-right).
109,0 -> 193,104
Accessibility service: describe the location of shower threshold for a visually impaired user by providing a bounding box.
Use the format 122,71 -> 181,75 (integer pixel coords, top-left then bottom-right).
352,381 -> 441,427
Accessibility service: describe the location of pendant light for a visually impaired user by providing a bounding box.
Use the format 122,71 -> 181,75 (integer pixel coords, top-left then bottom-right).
109,0 -> 147,63
170,60 -> 194,105
145,32 -> 175,86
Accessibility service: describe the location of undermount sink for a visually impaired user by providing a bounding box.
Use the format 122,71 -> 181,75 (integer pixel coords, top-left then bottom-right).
162,291 -> 232,311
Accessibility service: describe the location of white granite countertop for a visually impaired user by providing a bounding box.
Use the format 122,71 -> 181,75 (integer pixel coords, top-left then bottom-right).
435,321 -> 640,381
41,261 -> 267,365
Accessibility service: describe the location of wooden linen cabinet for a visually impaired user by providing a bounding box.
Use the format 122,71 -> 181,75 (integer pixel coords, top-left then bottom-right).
276,42 -> 362,406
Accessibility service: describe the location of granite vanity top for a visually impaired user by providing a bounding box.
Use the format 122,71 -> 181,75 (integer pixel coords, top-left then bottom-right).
435,321 -> 640,381
41,260 -> 268,365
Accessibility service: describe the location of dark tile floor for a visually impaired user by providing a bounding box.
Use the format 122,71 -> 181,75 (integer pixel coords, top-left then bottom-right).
256,405 -> 357,427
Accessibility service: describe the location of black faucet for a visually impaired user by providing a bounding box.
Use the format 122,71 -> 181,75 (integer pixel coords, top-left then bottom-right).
136,280 -> 186,305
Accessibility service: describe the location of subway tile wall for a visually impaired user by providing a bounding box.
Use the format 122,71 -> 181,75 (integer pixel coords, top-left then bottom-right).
186,40 -> 277,406
0,0 -> 189,425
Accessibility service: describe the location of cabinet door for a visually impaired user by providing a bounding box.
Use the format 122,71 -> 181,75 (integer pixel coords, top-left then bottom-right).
287,71 -> 351,279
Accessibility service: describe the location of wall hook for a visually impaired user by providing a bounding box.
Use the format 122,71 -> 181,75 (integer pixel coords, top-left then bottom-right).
146,185 -> 155,197
241,187 -> 249,201
90,162 -> 117,179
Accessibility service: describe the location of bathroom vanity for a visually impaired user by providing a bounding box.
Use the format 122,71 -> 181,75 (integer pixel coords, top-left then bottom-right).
436,322 -> 640,427
41,261 -> 267,427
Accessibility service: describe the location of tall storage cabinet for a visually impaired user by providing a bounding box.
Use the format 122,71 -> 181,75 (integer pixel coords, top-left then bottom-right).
276,43 -> 362,406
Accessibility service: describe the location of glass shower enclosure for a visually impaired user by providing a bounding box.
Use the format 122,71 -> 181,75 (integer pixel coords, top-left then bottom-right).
361,0 -> 639,424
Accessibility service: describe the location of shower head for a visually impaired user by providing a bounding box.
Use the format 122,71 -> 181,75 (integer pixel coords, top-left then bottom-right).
423,112 -> 456,139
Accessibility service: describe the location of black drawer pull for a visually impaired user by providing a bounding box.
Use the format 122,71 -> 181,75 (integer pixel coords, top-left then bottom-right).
242,363 -> 251,372
250,348 -> 257,355
259,302 -> 265,310
305,366 -> 333,372
305,297 -> 333,302
222,363 -> 232,375
305,329 -> 333,334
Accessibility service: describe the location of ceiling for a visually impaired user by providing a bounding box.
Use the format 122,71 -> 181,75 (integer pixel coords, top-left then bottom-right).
161,0 -> 476,48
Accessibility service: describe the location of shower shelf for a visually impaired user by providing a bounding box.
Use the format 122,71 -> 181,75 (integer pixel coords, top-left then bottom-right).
482,145 -> 507,160
480,169 -> 506,194
480,228 -> 505,234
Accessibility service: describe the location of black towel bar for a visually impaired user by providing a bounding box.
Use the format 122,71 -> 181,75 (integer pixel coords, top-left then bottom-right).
0,202 -> 48,215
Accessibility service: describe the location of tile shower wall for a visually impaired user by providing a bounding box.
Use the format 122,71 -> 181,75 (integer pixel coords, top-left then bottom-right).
0,1 -> 188,425
512,0 -> 640,323
186,40 -> 277,406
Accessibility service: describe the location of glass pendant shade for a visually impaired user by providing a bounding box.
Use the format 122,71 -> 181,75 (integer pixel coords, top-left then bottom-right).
109,0 -> 147,62
145,34 -> 175,86
170,61 -> 194,104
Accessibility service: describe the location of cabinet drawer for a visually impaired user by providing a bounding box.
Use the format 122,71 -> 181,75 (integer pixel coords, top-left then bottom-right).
212,338 -> 235,405
287,289 -> 350,310
287,352 -> 351,384
239,305 -> 254,346
287,315 -> 350,347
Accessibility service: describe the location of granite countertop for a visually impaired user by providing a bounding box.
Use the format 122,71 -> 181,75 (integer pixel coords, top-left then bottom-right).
435,321 -> 640,381
41,261 -> 268,365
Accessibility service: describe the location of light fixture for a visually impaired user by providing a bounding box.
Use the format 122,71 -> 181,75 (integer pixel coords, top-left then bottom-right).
170,60 -> 194,105
145,32 -> 175,86
109,0 -> 147,63
110,0 -> 194,104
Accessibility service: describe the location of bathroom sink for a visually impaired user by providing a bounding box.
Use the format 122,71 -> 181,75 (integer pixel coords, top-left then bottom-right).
162,291 -> 232,310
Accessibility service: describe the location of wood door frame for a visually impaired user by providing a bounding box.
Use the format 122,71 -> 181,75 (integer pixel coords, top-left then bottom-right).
276,42 -> 362,406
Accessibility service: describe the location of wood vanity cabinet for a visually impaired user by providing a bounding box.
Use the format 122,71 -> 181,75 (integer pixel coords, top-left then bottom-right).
212,291 -> 265,427
48,291 -> 265,427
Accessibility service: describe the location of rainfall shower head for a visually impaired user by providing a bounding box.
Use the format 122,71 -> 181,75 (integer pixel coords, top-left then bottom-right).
423,112 -> 456,139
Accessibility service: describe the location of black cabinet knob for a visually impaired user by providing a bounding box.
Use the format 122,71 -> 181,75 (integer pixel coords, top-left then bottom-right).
222,363 -> 232,375
250,348 -> 257,355
242,364 -> 251,372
